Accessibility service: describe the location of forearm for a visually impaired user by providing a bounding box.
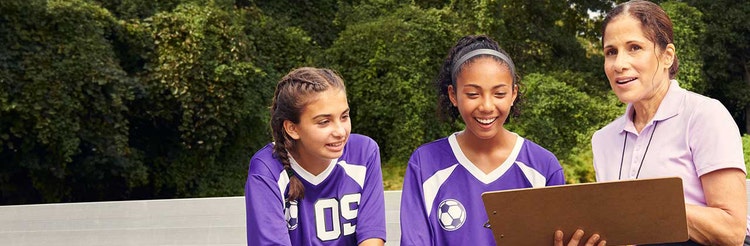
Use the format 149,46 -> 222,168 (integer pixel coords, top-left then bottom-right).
686,204 -> 746,245
359,238 -> 385,246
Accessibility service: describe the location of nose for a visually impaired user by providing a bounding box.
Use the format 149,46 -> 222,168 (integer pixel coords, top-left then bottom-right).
478,95 -> 494,113
612,53 -> 628,73
332,121 -> 346,138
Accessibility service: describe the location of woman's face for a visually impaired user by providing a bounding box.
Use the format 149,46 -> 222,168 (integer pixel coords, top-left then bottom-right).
449,57 -> 517,140
602,14 -> 674,104
285,88 -> 351,166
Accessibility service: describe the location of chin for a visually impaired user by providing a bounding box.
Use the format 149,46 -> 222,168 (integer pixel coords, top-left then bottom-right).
321,151 -> 344,160
469,129 -> 499,140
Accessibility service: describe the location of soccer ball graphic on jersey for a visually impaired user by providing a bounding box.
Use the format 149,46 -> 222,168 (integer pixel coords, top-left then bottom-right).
438,199 -> 466,231
285,200 -> 299,230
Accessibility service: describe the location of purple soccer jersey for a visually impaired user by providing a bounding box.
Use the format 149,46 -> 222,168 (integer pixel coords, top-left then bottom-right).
400,133 -> 565,246
245,134 -> 386,246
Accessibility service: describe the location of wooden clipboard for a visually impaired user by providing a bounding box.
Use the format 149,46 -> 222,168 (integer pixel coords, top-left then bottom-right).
481,177 -> 689,246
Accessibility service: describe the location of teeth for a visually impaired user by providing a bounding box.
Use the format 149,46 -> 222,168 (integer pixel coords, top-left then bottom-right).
617,78 -> 636,84
476,117 -> 497,125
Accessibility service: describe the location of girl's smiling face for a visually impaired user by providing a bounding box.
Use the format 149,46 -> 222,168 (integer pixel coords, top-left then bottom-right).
285,88 -> 351,168
449,57 -> 517,140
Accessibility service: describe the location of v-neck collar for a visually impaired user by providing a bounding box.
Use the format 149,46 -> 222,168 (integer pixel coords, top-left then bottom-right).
289,156 -> 338,186
448,132 -> 524,184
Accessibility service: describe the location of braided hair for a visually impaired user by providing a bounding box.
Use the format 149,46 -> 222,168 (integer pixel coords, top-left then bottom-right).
270,67 -> 346,201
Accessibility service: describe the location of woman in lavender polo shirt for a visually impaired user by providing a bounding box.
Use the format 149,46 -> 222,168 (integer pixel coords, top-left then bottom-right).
587,1 -> 749,245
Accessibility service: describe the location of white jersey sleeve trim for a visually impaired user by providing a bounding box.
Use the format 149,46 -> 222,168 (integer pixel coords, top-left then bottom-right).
337,160 -> 366,189
277,170 -> 290,203
514,161 -> 547,188
449,132 -> 525,184
423,164 -> 459,217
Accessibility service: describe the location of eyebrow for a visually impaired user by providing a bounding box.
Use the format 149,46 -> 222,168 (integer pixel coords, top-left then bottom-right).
463,84 -> 509,90
312,108 -> 350,120
604,39 -> 646,49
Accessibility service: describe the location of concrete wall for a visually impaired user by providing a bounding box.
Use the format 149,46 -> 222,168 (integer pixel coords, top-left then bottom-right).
0,191 -> 402,246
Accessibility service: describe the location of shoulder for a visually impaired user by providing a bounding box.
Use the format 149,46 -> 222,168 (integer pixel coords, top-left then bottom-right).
520,138 -> 554,156
410,137 -> 453,164
408,137 -> 455,171
339,134 -> 380,166
347,133 -> 379,150
593,114 -> 627,142
682,90 -> 729,116
413,137 -> 450,154
248,143 -> 283,178
676,91 -> 740,137
518,137 -> 562,168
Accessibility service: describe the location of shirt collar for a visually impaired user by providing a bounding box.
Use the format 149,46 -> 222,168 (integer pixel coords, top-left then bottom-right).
621,80 -> 684,133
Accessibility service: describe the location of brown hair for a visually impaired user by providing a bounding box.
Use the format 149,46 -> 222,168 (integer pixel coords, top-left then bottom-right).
270,67 -> 346,201
602,0 -> 679,79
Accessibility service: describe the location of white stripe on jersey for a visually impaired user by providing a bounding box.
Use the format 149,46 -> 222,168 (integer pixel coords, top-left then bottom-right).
277,170 -> 290,203
337,160 -> 367,189
423,164 -> 459,217
514,161 -> 547,188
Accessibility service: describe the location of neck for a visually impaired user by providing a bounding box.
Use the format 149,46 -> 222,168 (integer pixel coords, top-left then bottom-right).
632,80 -> 671,133
289,149 -> 329,176
456,129 -> 514,153
456,129 -> 517,174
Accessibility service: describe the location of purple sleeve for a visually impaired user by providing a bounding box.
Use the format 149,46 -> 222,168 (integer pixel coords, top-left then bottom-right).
399,152 -> 432,246
690,99 -> 746,176
245,158 -> 290,246
547,158 -> 566,186
355,142 -> 387,244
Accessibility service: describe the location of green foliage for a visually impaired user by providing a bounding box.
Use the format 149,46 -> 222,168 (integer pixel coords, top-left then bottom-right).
324,4 -> 462,163
2,0 -> 748,203
254,0 -> 340,47
131,2 -> 314,198
450,0 -> 609,75
661,1 -> 707,93
381,160 -> 406,190
94,0 -> 182,20
0,0 -> 145,203
682,0 -> 750,132
508,73 -> 622,160
744,134 -> 750,179
1,0 -> 316,203
560,147 -> 597,184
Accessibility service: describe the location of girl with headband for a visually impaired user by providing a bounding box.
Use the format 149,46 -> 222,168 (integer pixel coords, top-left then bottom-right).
245,67 -> 386,245
399,35 -> 566,245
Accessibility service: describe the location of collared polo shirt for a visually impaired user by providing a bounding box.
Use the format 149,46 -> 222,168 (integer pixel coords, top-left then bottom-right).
592,80 -> 745,207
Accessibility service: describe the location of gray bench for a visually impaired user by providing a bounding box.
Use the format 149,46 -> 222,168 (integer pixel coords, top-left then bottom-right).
3,180 -> 750,246
0,191 -> 402,246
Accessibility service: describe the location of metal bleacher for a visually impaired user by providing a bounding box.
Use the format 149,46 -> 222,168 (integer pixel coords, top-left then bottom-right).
0,190 -> 402,246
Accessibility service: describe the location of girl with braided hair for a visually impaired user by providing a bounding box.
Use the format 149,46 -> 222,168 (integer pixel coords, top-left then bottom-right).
245,67 -> 386,246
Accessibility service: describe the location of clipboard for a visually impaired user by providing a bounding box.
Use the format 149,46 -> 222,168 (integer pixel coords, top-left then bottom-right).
481,177 -> 689,246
